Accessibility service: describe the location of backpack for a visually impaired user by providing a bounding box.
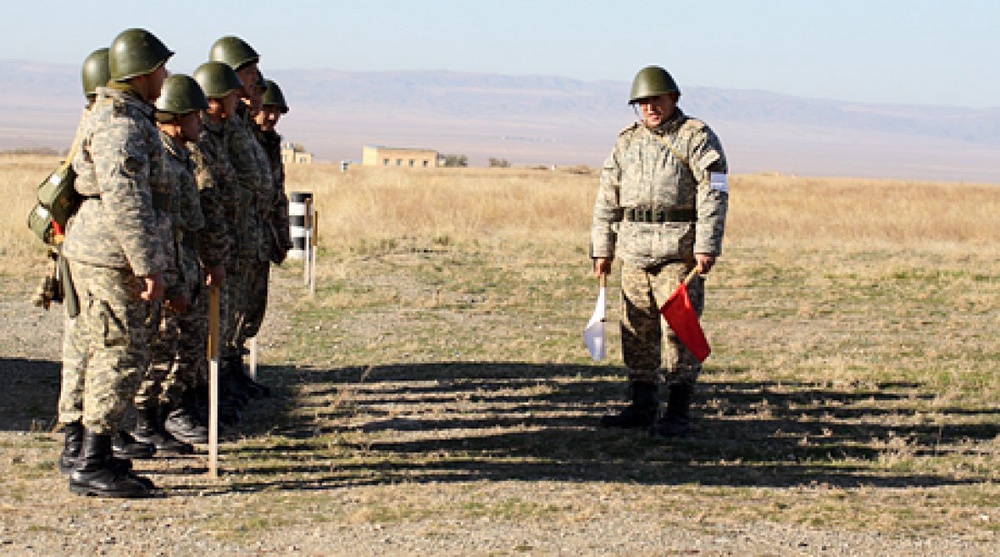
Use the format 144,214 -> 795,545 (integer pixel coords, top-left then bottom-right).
27,139 -> 82,245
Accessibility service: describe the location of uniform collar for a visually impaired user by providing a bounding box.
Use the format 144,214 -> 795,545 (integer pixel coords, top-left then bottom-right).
159,129 -> 190,161
96,85 -> 156,118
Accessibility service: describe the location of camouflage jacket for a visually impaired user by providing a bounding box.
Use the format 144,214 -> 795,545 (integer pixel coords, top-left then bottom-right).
64,86 -> 170,277
591,108 -> 728,269
191,117 -> 234,269
226,104 -> 273,262
257,128 -> 293,260
160,131 -> 204,299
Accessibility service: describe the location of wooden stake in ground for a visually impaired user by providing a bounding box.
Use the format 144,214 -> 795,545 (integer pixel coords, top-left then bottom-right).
309,210 -> 318,296
249,336 -> 257,381
303,197 -> 313,286
206,285 -> 221,478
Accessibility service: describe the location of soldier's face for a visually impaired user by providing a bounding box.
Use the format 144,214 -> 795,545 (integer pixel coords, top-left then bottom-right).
236,64 -> 258,99
637,94 -> 677,128
141,65 -> 169,103
221,90 -> 240,118
255,105 -> 282,132
248,86 -> 264,116
178,111 -> 202,142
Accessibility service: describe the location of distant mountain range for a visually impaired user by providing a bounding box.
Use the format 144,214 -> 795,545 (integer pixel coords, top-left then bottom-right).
2,60 -> 999,182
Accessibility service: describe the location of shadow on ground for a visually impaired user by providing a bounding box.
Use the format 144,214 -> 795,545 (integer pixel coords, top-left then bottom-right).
225,361 -> 998,493
3,358 -> 996,492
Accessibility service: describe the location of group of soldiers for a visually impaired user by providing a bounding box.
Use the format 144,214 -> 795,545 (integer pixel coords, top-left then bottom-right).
46,27 -> 727,499
54,28 -> 293,498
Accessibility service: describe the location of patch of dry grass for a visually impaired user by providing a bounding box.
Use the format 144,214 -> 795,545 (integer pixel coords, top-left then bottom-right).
1,157 -> 998,550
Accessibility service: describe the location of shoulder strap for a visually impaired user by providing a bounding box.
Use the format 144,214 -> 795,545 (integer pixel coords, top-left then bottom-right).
61,129 -> 85,171
61,103 -> 105,171
654,132 -> 691,173
653,116 -> 708,174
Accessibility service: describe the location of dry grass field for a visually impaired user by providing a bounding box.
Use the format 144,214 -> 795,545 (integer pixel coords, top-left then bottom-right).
0,154 -> 998,555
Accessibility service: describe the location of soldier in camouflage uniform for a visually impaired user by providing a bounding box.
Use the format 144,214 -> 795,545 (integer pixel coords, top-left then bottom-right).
243,76 -> 293,374
58,47 -> 156,478
159,67 -> 234,442
254,78 -> 293,267
192,60 -> 246,424
62,28 -> 174,498
238,70 -> 278,369
591,66 -> 729,438
131,75 -> 214,454
210,36 -> 275,408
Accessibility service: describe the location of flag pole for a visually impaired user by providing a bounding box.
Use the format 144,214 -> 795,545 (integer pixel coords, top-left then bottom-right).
683,265 -> 700,286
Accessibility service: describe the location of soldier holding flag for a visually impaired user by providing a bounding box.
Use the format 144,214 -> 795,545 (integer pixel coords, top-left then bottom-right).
591,65 -> 729,438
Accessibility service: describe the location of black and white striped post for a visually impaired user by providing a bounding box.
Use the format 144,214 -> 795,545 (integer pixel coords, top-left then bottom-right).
288,191 -> 313,261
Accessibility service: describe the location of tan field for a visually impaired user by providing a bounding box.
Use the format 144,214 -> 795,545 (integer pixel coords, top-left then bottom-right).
6,155 -> 999,264
0,155 -> 998,554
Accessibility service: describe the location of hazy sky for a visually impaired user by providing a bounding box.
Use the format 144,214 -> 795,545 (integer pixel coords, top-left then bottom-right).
4,0 -> 998,108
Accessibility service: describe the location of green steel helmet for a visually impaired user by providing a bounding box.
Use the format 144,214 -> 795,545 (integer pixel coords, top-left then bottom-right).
262,79 -> 289,113
192,61 -> 243,99
108,28 -> 173,82
209,35 -> 260,70
628,65 -> 681,104
155,74 -> 209,116
81,48 -> 110,99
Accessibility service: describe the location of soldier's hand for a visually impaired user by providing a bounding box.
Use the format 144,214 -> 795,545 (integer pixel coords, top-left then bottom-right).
695,253 -> 717,274
593,257 -> 612,278
140,273 -> 165,302
205,265 -> 226,288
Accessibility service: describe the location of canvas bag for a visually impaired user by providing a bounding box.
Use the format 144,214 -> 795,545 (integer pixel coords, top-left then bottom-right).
27,137 -> 82,244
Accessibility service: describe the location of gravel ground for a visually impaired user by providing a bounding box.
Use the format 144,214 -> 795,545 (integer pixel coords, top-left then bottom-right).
1,273 -> 997,556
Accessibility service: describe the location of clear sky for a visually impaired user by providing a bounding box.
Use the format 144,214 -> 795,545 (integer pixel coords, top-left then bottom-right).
4,0 -> 998,108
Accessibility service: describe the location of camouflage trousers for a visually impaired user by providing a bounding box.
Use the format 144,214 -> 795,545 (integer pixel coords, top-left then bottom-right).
135,278 -> 209,409
66,260 -> 153,434
240,260 -> 271,342
620,260 -> 705,387
223,257 -> 270,359
221,254 -> 250,360
57,315 -> 85,424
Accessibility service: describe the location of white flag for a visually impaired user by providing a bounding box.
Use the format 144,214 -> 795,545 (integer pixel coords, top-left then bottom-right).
583,284 -> 607,362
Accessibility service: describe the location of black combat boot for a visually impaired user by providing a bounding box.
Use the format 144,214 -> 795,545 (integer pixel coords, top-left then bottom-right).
61,422 -> 153,489
112,429 -> 156,459
230,354 -> 270,399
163,391 -> 209,444
220,356 -> 251,406
600,381 -> 660,429
59,421 -> 84,473
132,404 -> 195,455
651,384 -> 694,438
69,430 -> 150,498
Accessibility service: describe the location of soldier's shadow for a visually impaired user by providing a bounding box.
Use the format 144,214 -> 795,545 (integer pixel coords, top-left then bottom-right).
201,361 -> 998,494
0,357 -> 61,432
2,357 -> 994,494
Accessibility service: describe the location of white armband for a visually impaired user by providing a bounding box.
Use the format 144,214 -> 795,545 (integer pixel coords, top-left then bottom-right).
710,172 -> 729,193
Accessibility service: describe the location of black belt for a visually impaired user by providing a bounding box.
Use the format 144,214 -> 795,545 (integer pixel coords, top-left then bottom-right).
624,207 -> 695,223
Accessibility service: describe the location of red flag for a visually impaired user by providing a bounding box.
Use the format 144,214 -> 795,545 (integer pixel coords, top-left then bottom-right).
660,282 -> 711,362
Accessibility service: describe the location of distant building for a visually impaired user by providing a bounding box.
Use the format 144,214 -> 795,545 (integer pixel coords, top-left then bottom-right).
281,142 -> 313,164
362,145 -> 439,168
